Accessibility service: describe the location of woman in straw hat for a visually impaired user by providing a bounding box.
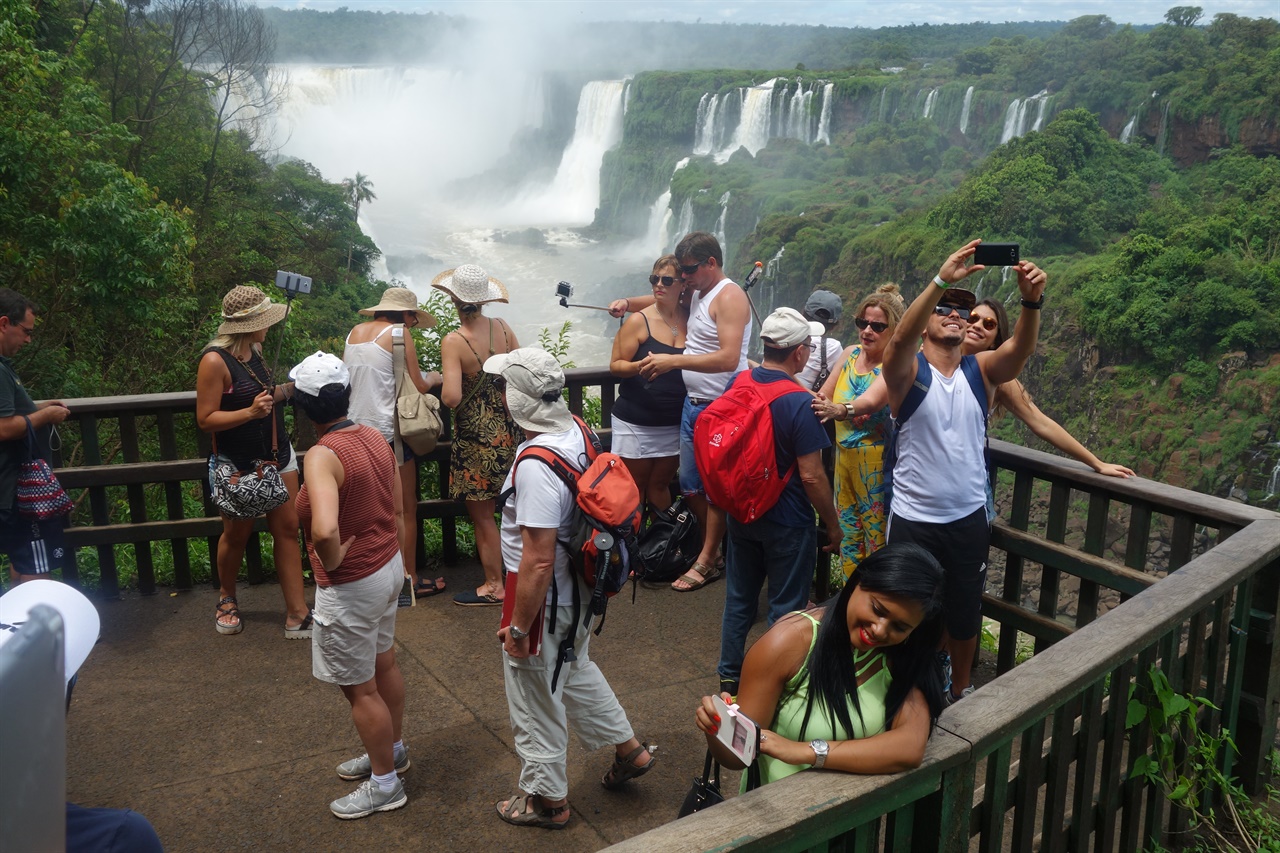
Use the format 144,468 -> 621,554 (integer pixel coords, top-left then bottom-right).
432,265 -> 521,607
344,286 -> 445,600
196,285 -> 311,637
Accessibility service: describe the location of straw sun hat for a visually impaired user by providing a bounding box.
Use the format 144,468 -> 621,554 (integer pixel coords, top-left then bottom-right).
358,286 -> 437,327
430,264 -> 509,306
216,285 -> 288,335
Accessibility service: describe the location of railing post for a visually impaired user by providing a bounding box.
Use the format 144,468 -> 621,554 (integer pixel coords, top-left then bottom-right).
1235,548 -> 1280,793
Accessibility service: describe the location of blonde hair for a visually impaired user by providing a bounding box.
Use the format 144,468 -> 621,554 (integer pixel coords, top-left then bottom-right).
856,283 -> 906,333
204,332 -> 261,355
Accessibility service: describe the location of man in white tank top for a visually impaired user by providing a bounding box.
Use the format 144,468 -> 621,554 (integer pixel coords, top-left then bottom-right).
880,239 -> 1047,704
614,232 -> 752,592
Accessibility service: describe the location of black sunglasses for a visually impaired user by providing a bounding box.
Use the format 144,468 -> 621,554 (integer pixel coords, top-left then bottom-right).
854,317 -> 889,333
649,275 -> 677,287
933,304 -> 973,320
678,260 -> 706,276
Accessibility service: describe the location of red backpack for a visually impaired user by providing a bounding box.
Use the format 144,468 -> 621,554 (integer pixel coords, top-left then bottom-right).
693,371 -> 805,524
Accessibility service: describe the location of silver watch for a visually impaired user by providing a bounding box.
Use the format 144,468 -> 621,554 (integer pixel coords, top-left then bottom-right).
509,625 -> 529,641
809,739 -> 829,769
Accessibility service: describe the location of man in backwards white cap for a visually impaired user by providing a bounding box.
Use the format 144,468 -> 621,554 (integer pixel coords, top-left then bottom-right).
487,347 -> 654,831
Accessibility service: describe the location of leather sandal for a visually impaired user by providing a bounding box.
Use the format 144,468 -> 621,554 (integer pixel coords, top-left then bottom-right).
495,793 -> 570,830
602,743 -> 657,789
215,596 -> 242,635
671,561 -> 722,592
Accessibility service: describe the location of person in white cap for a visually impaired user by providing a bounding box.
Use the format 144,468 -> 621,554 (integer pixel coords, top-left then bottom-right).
488,347 -> 654,831
290,352 -> 410,820
715,308 -> 842,699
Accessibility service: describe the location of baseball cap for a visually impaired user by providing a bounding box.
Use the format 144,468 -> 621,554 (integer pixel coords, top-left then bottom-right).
289,351 -> 350,396
0,580 -> 101,686
937,288 -> 977,312
760,308 -> 814,349
803,290 -> 843,324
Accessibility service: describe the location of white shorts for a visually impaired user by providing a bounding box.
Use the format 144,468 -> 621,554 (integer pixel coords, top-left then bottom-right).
311,553 -> 403,686
610,415 -> 679,459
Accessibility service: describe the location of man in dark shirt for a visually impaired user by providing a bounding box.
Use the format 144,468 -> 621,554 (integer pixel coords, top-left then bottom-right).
715,308 -> 843,696
0,289 -> 71,582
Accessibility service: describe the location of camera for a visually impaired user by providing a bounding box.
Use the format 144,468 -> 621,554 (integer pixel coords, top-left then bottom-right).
556,281 -> 573,299
275,270 -> 312,295
972,243 -> 1019,267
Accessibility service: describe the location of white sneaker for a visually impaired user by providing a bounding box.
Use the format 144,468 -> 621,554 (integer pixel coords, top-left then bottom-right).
330,778 -> 407,820
335,748 -> 410,781
944,685 -> 975,707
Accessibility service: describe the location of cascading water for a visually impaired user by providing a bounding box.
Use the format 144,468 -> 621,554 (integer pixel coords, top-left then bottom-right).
673,197 -> 694,242
1156,100 -> 1171,156
782,80 -> 815,143
877,86 -> 888,123
959,85 -> 974,134
1030,91 -> 1051,132
764,244 -> 785,279
816,83 -> 834,144
1120,115 -> 1138,143
715,79 -> 777,164
1000,89 -> 1049,144
922,88 -> 939,120
641,157 -> 690,255
693,93 -> 722,155
713,191 -> 731,264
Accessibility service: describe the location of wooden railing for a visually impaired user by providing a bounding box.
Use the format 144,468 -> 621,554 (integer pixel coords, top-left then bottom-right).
40,368 -> 1280,851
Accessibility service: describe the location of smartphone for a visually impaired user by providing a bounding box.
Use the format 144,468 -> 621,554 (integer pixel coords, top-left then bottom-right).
973,243 -> 1020,267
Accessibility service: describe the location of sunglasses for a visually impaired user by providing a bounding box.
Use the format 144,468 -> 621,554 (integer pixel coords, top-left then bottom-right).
649,275 -> 677,287
678,260 -> 706,276
969,316 -> 998,331
492,376 -> 506,392
854,317 -> 888,333
933,304 -> 973,320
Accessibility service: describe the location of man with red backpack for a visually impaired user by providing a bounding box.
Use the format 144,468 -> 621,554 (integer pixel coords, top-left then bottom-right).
697,308 -> 843,697
487,347 -> 655,831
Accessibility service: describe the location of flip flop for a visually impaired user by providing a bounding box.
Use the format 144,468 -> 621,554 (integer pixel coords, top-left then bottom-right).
414,577 -> 447,598
495,793 -> 569,830
453,589 -> 502,606
671,562 -> 722,592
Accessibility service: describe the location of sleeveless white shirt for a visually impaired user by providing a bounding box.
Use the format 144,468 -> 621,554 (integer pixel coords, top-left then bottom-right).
683,278 -> 752,400
891,362 -> 988,523
343,325 -> 398,441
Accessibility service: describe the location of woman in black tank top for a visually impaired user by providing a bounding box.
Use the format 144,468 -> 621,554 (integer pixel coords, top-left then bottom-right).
195,286 -> 311,639
609,255 -> 688,516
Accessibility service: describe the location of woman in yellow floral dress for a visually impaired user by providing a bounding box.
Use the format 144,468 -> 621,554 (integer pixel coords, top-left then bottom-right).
434,265 -> 521,606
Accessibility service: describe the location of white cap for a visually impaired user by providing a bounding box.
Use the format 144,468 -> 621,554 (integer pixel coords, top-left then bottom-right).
289,351 -> 350,396
760,307 -> 814,349
0,580 -> 101,686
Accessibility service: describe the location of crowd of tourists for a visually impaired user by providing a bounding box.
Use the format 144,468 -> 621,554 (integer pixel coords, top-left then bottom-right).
0,231 -> 1138,836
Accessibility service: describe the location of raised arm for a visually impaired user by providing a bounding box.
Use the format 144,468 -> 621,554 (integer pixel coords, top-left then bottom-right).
998,380 -> 1134,477
608,294 -> 655,317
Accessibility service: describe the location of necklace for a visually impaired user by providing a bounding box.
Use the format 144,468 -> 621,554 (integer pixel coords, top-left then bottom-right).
654,308 -> 679,339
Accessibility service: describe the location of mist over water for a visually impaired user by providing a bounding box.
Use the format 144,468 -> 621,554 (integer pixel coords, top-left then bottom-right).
272,63 -> 651,366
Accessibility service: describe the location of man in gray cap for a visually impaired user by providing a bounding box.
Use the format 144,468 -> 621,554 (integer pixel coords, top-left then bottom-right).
880,240 -> 1046,704
713,308 -> 842,697
798,289 -> 845,392
487,347 -> 654,831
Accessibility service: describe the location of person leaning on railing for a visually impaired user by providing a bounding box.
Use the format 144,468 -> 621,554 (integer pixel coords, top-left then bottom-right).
695,543 -> 946,786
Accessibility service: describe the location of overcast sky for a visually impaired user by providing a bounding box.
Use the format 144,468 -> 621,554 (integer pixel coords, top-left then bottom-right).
254,0 -> 1277,27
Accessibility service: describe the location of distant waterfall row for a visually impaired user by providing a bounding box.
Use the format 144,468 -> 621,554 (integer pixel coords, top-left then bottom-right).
693,78 -> 835,164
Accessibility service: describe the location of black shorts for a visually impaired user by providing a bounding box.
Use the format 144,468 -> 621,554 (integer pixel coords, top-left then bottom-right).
0,509 -> 74,578
887,507 -> 989,641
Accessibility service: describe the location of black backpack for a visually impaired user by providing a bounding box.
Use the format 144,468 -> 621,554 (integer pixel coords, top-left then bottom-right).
636,497 -> 700,583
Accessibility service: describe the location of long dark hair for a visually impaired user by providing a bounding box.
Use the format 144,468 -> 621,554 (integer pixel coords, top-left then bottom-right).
792,543 -> 947,739
976,297 -> 1027,421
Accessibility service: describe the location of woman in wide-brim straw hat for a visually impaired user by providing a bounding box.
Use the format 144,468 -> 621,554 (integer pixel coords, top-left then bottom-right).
196,285 -> 311,638
344,285 -> 445,600
432,265 -> 522,607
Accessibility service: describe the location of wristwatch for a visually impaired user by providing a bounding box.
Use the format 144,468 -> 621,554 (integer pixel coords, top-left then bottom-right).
809,739 -> 829,769
509,625 -> 529,641
1021,295 -> 1045,310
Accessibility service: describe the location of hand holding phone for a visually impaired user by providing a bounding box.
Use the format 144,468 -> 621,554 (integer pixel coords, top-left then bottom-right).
711,694 -> 759,765
972,242 -> 1020,267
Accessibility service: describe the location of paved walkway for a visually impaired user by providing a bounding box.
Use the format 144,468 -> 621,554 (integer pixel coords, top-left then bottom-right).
65,560 -> 745,852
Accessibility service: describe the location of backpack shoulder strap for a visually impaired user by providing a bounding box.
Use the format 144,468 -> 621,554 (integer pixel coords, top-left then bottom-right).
896,351 -> 932,425
959,354 -> 989,420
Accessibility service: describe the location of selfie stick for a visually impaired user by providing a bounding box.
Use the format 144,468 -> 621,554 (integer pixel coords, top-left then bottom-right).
557,296 -> 614,312
268,270 -> 313,389
740,261 -> 764,325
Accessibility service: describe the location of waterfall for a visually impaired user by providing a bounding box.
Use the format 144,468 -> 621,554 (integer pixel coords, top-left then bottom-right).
1030,91 -> 1050,132
959,85 -> 974,134
1120,114 -> 1138,144
642,157 -> 690,255
764,244 -> 785,278
1268,460 -> 1280,499
693,93 -> 720,155
520,79 -> 627,225
1000,99 -> 1024,144
1156,100 -> 1171,156
1000,89 -> 1049,144
673,197 -> 693,241
922,88 -> 939,120
816,83 -> 834,144
713,191 -> 731,264
877,86 -> 888,123
784,80 -> 814,143
715,79 -> 777,164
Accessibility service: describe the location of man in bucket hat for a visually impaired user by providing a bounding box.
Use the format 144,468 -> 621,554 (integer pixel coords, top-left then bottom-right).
880,240 -> 1046,705
488,347 -> 655,830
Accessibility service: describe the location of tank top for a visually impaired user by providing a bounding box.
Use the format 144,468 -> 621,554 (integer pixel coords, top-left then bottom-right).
612,315 -> 686,427
890,361 -> 988,523
683,278 -> 751,400
832,346 -> 891,449
209,348 -> 288,470
295,424 -> 400,587
757,612 -> 891,787
343,324 -> 398,440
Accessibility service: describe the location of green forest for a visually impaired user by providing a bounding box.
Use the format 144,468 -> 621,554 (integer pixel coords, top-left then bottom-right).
2,0 -> 1278,510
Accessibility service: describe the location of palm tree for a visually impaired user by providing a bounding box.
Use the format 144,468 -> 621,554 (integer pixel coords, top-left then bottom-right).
342,172 -> 377,272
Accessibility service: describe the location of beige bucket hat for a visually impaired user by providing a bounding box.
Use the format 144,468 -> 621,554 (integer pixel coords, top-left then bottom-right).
358,286 -> 437,327
430,264 -> 509,305
216,285 -> 289,335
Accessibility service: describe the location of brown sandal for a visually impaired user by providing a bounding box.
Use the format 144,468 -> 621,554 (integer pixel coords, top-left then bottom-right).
602,743 -> 657,789
496,793 -> 570,829
671,562 -> 722,592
